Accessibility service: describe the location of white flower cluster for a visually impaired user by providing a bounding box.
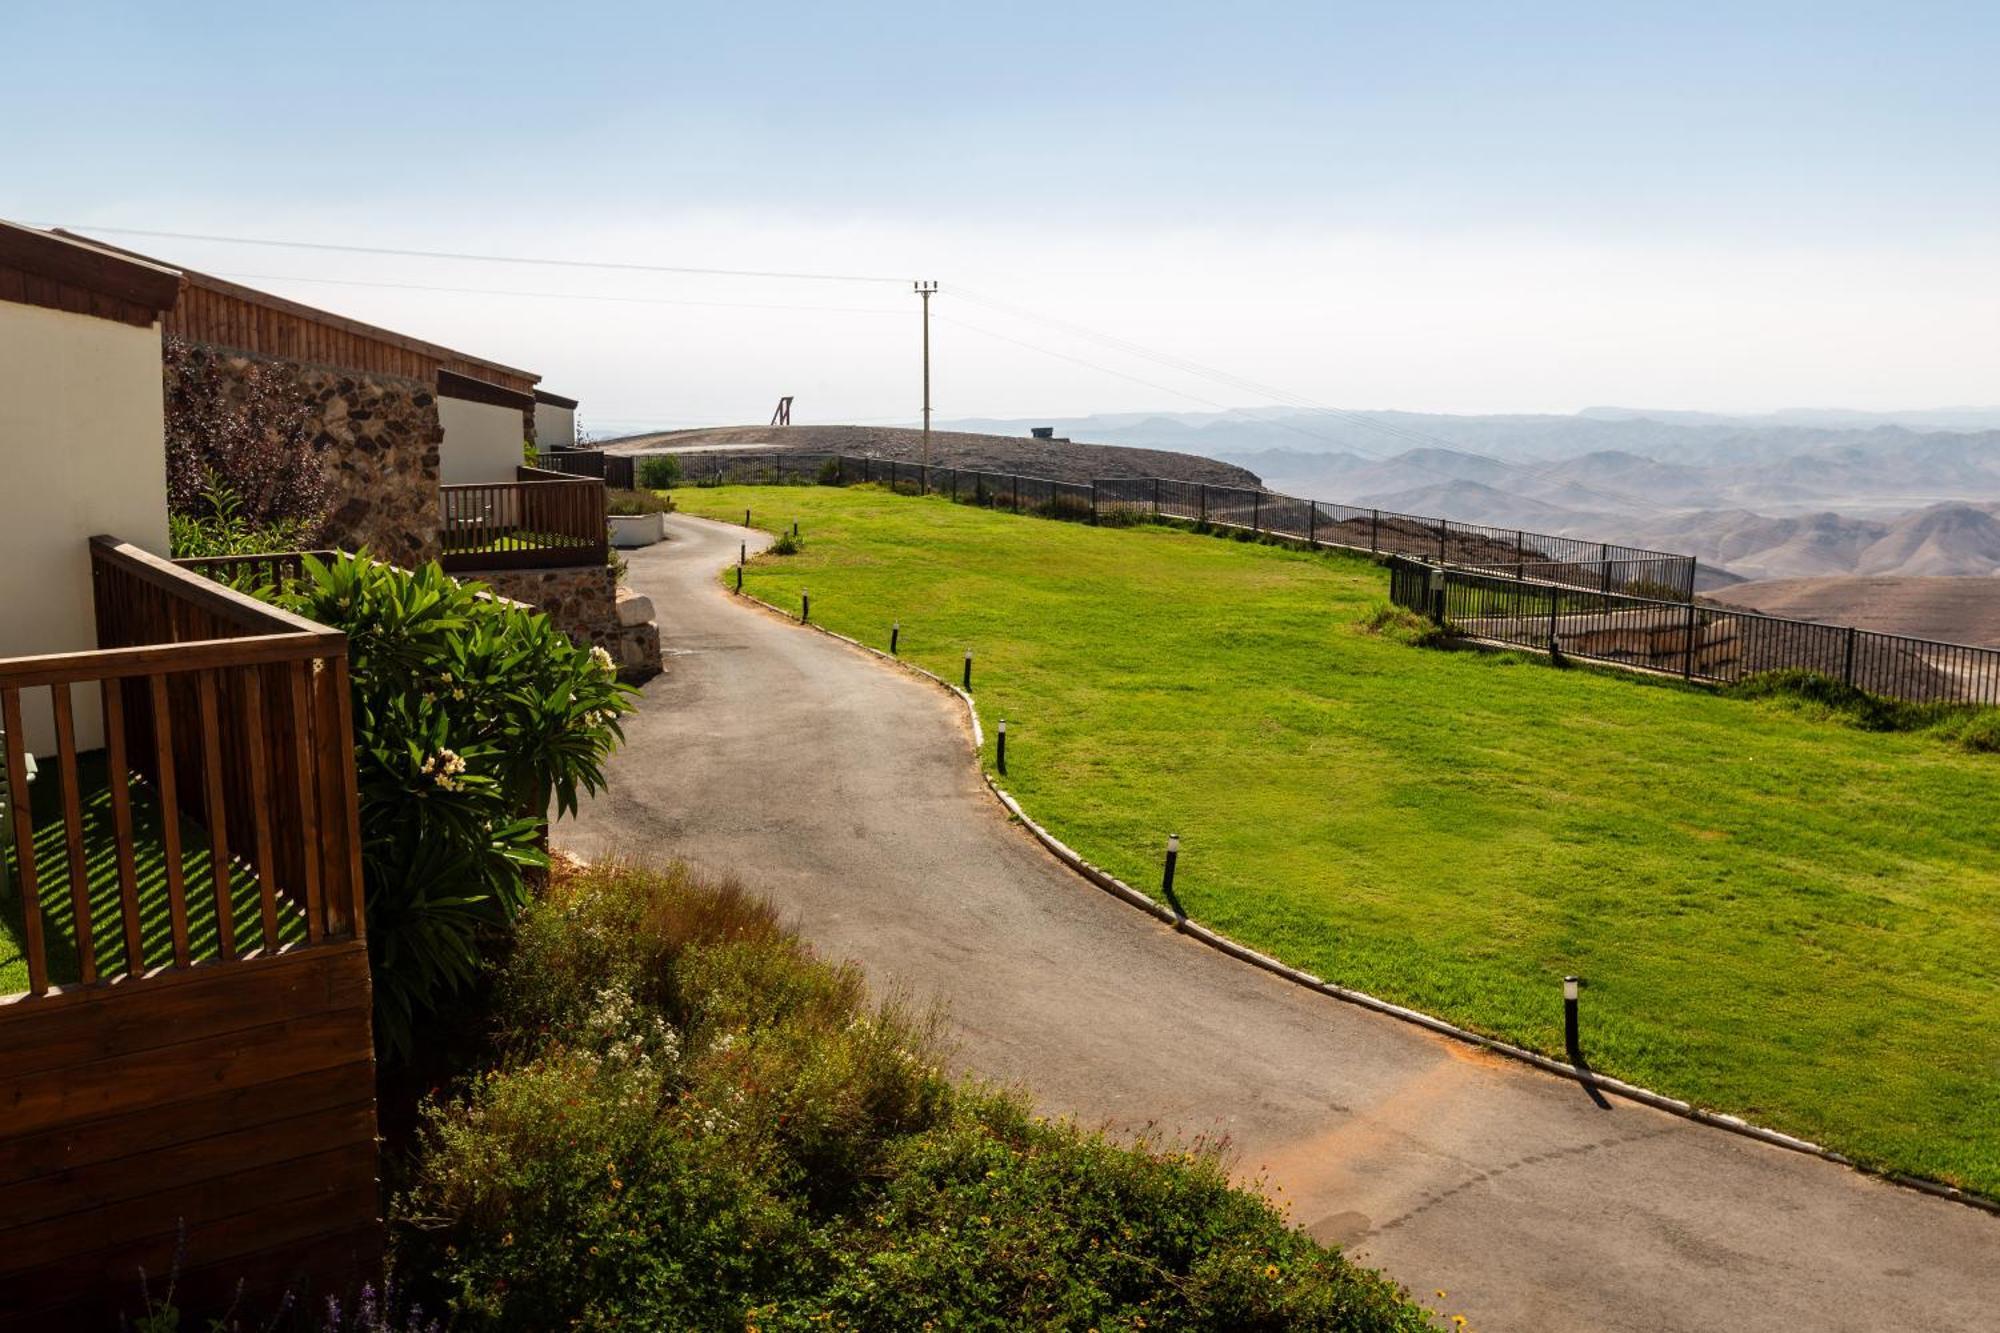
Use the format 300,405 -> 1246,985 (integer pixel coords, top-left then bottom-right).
590,645 -> 616,676
581,984 -> 680,1072
420,748 -> 468,792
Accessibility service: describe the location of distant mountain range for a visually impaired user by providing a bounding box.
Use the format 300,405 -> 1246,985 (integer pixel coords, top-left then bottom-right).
939,407 -> 2000,580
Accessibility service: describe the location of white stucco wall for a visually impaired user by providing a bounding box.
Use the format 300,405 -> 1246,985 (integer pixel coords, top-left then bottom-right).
535,401 -> 576,452
0,302 -> 169,755
438,395 -> 528,486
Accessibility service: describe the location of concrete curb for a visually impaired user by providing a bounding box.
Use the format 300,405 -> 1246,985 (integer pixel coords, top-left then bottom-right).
720,548 -> 2000,1220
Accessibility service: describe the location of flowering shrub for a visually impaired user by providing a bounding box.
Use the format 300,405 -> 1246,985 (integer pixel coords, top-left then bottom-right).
396,861 -> 1429,1331
280,555 -> 632,1058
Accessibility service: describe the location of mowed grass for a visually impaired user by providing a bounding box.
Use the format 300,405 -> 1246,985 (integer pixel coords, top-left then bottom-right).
674,483 -> 2000,1195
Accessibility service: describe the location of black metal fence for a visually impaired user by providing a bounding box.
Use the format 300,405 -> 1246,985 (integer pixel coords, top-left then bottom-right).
639,449 -> 1699,600
1390,557 -> 2000,707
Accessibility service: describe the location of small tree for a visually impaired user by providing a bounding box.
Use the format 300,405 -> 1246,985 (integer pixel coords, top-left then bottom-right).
163,336 -> 332,539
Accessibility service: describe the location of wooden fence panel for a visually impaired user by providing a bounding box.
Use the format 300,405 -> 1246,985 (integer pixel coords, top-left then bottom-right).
0,943 -> 380,1329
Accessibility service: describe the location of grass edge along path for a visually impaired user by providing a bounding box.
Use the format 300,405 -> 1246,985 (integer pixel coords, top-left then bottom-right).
671,484 -> 2000,1199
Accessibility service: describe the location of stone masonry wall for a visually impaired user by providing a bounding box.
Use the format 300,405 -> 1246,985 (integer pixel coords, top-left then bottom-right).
457,564 -> 663,682
308,367 -> 445,567
164,345 -> 445,567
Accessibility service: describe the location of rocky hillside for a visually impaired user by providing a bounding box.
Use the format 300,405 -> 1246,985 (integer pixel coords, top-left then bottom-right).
1715,575 -> 2000,648
601,424 -> 1263,490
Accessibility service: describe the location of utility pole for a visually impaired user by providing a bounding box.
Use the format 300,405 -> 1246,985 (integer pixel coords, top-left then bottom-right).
914,280 -> 938,473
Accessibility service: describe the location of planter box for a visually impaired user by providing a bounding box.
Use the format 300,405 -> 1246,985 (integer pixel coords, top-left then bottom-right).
609,512 -> 668,548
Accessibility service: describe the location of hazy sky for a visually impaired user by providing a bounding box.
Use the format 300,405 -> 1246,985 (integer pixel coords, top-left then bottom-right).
7,2 -> 1998,431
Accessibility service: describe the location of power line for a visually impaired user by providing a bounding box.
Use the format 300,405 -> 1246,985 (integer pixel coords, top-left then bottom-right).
210,271 -> 903,316
937,315 -> 1250,415
54,224 -> 907,285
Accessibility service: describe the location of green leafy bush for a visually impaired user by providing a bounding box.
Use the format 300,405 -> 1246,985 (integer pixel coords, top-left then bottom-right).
396,860 -> 1429,1331
767,530 -> 804,555
1732,668 -> 2000,753
637,455 -> 683,489
1356,602 -> 1450,648
280,556 -> 633,1057
168,473 -> 316,561
606,488 -> 676,517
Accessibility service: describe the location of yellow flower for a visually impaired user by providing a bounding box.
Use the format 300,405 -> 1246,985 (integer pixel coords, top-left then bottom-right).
501,1233 -> 514,1247
1263,1264 -> 1280,1279
1453,1318 -> 1467,1328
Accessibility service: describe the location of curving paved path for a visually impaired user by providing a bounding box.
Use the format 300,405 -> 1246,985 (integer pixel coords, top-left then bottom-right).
559,514 -> 1998,1332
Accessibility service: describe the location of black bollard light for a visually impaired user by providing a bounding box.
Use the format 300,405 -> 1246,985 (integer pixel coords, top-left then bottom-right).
962,648 -> 973,691
740,540 -> 746,565
890,620 -> 900,655
801,588 -> 810,623
745,507 -> 751,527
1160,833 -> 1185,921
735,563 -> 743,594
1563,976 -> 1582,1061
997,719 -> 1007,775
792,520 -> 800,537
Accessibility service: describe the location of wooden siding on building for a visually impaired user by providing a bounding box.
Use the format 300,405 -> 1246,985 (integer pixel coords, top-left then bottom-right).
162,279 -> 538,393
0,942 -> 380,1329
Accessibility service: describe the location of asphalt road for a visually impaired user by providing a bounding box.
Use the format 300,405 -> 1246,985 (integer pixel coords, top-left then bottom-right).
558,513 -> 1999,1332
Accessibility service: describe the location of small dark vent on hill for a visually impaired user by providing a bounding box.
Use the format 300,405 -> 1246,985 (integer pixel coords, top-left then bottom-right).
1029,426 -> 1070,443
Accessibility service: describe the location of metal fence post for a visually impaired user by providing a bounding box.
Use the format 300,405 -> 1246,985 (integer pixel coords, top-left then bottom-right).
1371,508 -> 1380,554
1090,480 -> 1099,524
1684,601 -> 1699,680
1253,491 -> 1262,534
1307,501 -> 1316,546
1198,484 -> 1207,525
1153,477 -> 1161,518
1013,475 -> 1021,513
1438,522 -> 1448,564
1843,626 -> 1858,686
1600,543 -> 1613,596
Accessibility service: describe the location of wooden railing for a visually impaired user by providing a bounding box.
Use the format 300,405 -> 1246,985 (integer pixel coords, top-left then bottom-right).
0,538 -> 363,1001
172,549 -> 336,591
439,467 -> 608,572
535,448 -> 635,490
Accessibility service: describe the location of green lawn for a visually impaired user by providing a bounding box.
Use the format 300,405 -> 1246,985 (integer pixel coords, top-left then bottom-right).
673,482 -> 2000,1195
0,752 -> 304,994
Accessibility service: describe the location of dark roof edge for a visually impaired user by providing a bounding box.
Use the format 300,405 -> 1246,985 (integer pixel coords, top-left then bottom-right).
438,367 -> 536,410
533,389 -> 579,408
0,220 -> 184,315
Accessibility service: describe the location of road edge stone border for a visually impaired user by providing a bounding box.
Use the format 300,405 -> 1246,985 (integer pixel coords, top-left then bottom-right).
718,547 -> 2000,1220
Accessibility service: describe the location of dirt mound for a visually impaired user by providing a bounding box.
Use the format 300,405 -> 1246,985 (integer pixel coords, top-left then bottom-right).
1714,574 -> 2000,647
600,424 -> 1263,490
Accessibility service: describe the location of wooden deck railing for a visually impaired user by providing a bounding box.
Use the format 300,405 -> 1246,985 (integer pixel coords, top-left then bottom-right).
0,538 -> 363,1001
536,448 -> 633,489
439,466 -> 608,572
173,549 -> 336,590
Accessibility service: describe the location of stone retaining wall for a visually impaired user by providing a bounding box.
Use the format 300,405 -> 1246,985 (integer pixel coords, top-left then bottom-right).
164,344 -> 444,566
458,564 -> 662,681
